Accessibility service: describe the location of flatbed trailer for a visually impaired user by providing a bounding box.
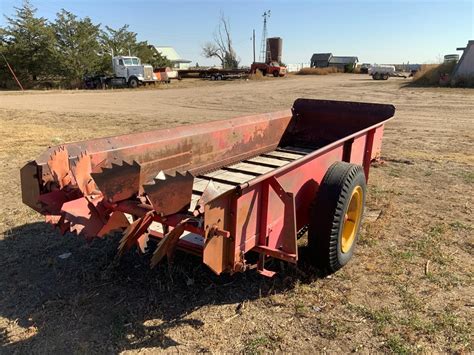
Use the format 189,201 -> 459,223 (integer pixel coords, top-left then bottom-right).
178,68 -> 250,80
21,99 -> 395,277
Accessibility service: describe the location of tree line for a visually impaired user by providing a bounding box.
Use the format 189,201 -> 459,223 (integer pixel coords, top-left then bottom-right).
0,1 -> 171,89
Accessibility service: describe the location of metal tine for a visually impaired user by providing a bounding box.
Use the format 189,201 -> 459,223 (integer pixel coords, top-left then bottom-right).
45,215 -> 61,225
71,151 -> 98,196
47,146 -> 74,188
91,159 -> 141,203
194,180 -> 220,216
150,219 -> 189,268
61,196 -> 104,239
118,212 -> 154,256
97,211 -> 130,237
143,170 -> 194,216
56,215 -> 70,235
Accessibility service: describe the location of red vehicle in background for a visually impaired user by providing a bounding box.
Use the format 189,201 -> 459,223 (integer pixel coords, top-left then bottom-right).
251,61 -> 287,77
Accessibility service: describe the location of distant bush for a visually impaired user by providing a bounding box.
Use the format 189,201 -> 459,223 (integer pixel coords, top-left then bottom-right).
248,70 -> 267,80
297,67 -> 340,75
410,62 -> 473,87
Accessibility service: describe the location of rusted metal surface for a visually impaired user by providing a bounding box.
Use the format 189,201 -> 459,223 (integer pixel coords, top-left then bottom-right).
20,99 -> 395,276
92,161 -> 141,203
150,219 -> 189,268
144,171 -> 194,216
47,146 -> 73,189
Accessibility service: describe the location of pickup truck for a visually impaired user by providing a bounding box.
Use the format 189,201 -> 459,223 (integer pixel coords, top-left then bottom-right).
250,62 -> 286,77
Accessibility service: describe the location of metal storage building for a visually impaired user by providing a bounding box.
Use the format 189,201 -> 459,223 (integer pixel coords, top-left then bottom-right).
153,46 -> 192,69
310,53 -> 333,68
310,53 -> 358,72
329,56 -> 359,71
453,40 -> 474,78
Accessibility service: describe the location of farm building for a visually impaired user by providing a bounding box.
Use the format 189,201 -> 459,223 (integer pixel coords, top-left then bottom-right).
310,53 -> 332,68
310,53 -> 359,72
153,46 -> 192,69
453,40 -> 474,78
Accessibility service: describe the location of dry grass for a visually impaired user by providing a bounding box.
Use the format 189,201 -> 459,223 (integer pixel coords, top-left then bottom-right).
0,75 -> 473,353
411,62 -> 474,87
248,70 -> 267,80
297,67 -> 340,75
412,63 -> 453,86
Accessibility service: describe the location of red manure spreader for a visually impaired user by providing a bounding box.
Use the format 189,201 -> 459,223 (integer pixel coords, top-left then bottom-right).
21,99 -> 395,277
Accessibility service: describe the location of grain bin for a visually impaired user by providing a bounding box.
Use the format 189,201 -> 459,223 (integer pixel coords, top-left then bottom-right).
444,54 -> 459,63
266,37 -> 283,63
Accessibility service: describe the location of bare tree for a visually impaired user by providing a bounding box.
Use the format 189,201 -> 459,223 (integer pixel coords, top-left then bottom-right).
202,13 -> 239,69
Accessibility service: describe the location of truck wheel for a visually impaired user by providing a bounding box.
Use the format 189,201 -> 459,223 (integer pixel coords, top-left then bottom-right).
128,77 -> 139,88
382,73 -> 389,80
373,73 -> 381,80
273,70 -> 279,77
308,162 -> 366,273
216,74 -> 222,80
210,74 -> 216,81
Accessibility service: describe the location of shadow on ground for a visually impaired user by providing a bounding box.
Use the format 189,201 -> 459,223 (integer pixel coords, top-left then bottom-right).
0,222 -> 319,353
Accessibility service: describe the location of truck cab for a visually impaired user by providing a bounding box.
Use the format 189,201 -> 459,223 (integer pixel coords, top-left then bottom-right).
251,62 -> 287,77
112,56 -> 157,87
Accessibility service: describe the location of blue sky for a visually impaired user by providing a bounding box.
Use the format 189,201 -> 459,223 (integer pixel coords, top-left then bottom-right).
1,0 -> 473,65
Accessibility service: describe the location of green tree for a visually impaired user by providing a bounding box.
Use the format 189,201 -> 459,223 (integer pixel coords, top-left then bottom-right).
99,25 -> 170,70
136,43 -> 171,68
53,9 -> 102,84
1,0 -> 57,82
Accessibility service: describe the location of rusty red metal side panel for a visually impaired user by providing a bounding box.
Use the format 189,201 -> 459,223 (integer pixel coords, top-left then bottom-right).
34,110 -> 292,173
232,144 -> 345,268
371,126 -> 385,160
348,134 -> 367,165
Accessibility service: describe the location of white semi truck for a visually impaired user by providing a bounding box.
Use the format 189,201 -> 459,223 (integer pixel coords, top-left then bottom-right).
84,56 -> 158,89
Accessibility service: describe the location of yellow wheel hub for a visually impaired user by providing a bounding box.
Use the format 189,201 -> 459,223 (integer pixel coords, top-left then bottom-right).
341,185 -> 363,253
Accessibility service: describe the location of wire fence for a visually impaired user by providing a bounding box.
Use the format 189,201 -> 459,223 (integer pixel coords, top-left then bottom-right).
286,63 -> 311,72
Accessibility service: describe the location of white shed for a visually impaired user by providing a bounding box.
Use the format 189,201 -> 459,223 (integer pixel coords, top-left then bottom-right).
453,40 -> 474,78
153,46 -> 192,69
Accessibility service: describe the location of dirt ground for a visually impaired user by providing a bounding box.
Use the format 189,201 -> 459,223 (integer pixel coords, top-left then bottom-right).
0,74 -> 472,353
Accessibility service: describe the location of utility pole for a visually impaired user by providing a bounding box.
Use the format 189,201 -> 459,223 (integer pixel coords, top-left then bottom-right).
252,29 -> 256,63
259,10 -> 271,63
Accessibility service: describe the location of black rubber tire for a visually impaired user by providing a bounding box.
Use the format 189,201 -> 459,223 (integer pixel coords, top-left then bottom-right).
128,77 -> 139,88
308,162 -> 366,273
382,73 -> 389,80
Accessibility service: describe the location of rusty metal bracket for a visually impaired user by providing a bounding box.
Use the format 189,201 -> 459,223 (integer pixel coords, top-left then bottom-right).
255,176 -> 298,277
